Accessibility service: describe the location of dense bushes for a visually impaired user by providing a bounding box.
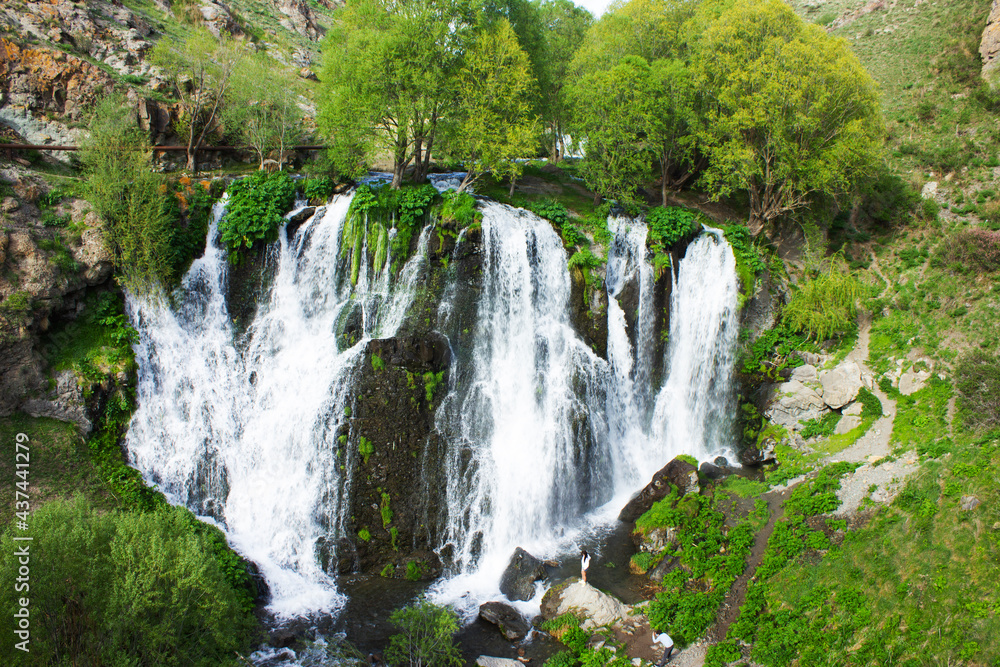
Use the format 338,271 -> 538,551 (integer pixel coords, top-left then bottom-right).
384,600 -> 462,667
80,94 -> 174,294
0,497 -> 256,666
646,206 -> 702,247
639,492 -> 759,647
955,350 -> 1000,430
219,171 -> 297,260
944,228 -> 1000,273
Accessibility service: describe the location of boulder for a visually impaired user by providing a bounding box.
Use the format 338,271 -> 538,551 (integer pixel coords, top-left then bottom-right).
276,0 -> 322,39
476,658 -> 522,667
818,361 -> 863,410
834,415 -> 861,435
982,0 -> 1000,84
961,496 -> 981,511
789,364 -> 818,384
634,526 -> 675,553
898,369 -> 931,396
541,580 -> 632,630
739,437 -> 777,467
499,548 -> 547,602
618,457 -> 698,522
479,602 -> 530,642
699,461 -> 727,480
21,370 -> 91,434
765,380 -> 827,430
647,554 -> 680,583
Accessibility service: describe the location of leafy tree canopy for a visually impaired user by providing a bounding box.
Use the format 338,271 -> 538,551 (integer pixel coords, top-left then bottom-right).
692,0 -> 884,229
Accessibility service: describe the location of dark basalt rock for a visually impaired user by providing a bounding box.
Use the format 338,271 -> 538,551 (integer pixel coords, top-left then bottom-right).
367,332 -> 451,372
479,601 -> 531,642
699,461 -> 728,480
739,438 -> 777,467
619,457 -> 699,523
499,547 -> 547,602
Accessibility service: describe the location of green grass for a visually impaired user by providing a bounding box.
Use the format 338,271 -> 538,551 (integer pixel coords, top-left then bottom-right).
0,415 -> 116,528
735,431 -> 1000,666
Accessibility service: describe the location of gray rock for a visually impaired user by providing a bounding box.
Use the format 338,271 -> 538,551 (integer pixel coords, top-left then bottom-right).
740,436 -> 778,466
476,658 -> 523,667
790,364 -> 818,383
22,370 -> 91,434
498,547 -> 547,602
921,181 -> 938,199
981,0 -> 1000,84
898,370 -> 931,396
479,601 -> 530,642
961,496 -> 981,511
843,402 -> 864,416
834,415 -> 861,435
765,379 -> 828,430
819,361 -> 863,409
636,526 -> 675,553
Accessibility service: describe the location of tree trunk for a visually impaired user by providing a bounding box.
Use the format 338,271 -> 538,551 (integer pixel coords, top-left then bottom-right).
186,149 -> 198,172
661,161 -> 669,207
509,177 -> 516,198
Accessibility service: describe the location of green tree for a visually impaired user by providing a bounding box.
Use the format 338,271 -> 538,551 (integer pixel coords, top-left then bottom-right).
385,600 -> 462,667
567,55 -> 656,205
319,0 -> 476,188
692,0 -> 883,231
448,19 -> 539,194
79,94 -> 173,295
225,54 -> 303,170
534,0 -> 593,161
0,497 -> 255,666
153,29 -> 243,172
566,0 -> 701,204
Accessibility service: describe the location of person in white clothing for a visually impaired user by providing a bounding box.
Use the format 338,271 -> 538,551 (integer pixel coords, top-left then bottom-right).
580,550 -> 591,584
652,630 -> 674,666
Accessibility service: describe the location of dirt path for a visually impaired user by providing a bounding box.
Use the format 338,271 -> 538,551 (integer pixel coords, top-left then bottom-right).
707,491 -> 787,644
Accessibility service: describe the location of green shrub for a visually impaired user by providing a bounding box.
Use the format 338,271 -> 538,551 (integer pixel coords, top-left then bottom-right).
529,199 -> 570,228
219,171 -> 296,260
782,257 -> 861,340
359,437 -> 374,464
799,412 -> 842,439
380,492 -> 393,528
721,223 -> 767,298
439,189 -> 480,227
646,206 -> 702,247
0,497 -> 255,666
301,176 -> 336,203
385,600 -> 462,667
705,640 -> 742,666
856,387 -> 883,420
543,652 -> 579,667
79,94 -> 173,294
568,247 -> 602,270
423,371 -> 445,403
358,527 -> 372,542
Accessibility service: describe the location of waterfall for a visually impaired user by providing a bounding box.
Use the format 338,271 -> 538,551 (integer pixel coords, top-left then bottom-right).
123,185 -> 740,622
431,202 -> 608,607
125,192 -> 430,619
651,228 -> 740,460
431,213 -> 739,610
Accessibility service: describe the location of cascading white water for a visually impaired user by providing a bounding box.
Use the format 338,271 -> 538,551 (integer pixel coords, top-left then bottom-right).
651,228 -> 740,460
431,212 -> 740,610
126,192 -> 431,619
432,202 -> 609,609
603,216 -> 660,483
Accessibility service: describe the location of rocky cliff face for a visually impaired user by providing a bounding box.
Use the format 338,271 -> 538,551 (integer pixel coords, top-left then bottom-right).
0,164 -> 114,419
982,0 -> 1000,84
